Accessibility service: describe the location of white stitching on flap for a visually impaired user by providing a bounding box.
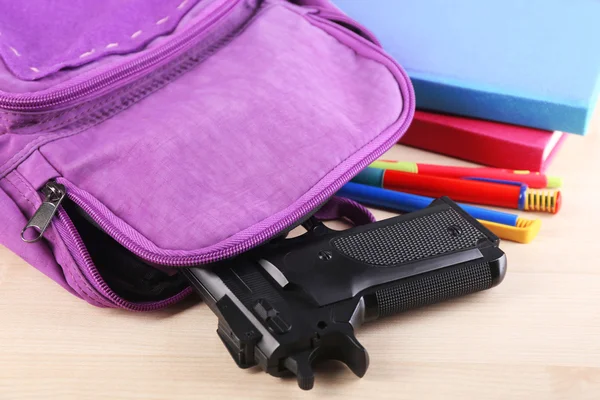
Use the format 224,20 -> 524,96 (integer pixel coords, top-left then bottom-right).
177,0 -> 189,10
156,16 -> 169,25
79,49 -> 96,58
5,1 -> 193,71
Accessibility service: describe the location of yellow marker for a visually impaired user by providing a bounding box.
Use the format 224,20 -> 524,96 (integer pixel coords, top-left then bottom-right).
478,218 -> 542,244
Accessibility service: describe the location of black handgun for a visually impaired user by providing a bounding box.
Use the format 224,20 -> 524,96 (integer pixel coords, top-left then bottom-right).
182,197 -> 506,390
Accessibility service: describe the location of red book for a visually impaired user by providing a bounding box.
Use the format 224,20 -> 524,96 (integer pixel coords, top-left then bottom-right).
399,111 -> 567,172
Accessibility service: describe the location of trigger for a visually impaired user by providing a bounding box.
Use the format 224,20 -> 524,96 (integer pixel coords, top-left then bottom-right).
282,331 -> 370,390
316,331 -> 369,378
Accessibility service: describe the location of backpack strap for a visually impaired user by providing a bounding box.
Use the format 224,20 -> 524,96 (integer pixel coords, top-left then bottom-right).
314,196 -> 376,226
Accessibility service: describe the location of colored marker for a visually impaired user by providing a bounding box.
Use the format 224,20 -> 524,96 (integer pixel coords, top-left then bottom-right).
370,160 -> 562,189
353,168 -> 561,214
478,219 -> 541,244
338,183 -> 541,243
339,182 -> 518,225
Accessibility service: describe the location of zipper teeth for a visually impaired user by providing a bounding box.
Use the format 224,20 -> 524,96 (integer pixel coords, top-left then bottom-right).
56,207 -> 192,311
56,14 -> 416,268
0,0 -> 240,111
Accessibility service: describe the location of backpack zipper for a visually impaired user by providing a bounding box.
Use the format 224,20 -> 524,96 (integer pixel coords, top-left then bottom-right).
22,179 -> 331,266
21,182 -> 66,243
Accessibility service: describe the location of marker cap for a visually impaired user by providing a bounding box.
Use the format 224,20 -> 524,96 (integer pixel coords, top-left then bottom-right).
370,160 -> 418,173
546,176 -> 563,188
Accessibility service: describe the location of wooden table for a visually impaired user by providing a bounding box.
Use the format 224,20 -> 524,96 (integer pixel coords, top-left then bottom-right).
2,123 -> 600,399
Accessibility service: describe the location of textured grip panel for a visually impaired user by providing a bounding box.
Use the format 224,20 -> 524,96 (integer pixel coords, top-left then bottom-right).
332,208 -> 485,266
375,263 -> 492,318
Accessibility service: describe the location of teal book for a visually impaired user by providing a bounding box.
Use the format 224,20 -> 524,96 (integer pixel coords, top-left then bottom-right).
333,0 -> 600,135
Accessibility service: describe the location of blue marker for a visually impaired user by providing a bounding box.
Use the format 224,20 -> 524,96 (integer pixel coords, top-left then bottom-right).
338,182 -> 519,226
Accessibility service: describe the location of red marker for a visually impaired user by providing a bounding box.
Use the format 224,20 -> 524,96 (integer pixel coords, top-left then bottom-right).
352,169 -> 561,214
370,160 -> 562,189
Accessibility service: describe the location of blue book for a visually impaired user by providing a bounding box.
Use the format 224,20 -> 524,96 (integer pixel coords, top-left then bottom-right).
333,0 -> 600,135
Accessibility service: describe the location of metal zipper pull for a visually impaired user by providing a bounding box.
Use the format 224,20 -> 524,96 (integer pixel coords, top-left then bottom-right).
21,182 -> 66,243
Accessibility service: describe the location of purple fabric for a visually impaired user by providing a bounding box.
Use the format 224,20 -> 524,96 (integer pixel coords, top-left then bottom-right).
16,150 -> 61,191
0,0 -> 201,80
0,0 -> 415,308
0,0 -> 218,94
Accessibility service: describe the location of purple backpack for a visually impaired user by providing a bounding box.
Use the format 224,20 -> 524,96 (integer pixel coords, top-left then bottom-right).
0,0 -> 414,310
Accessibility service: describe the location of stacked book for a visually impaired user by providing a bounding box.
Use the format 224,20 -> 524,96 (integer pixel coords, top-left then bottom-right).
333,0 -> 600,171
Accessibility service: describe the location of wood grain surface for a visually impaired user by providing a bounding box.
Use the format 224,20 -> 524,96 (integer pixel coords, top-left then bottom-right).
2,121 -> 600,399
